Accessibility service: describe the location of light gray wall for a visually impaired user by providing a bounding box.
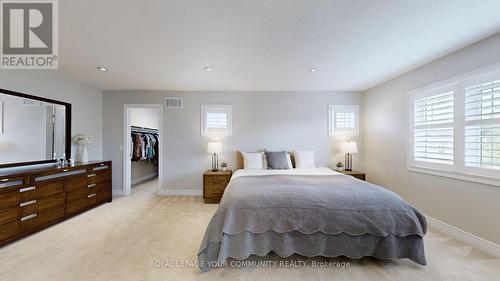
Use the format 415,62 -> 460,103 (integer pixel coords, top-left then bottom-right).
0,70 -> 103,161
103,91 -> 363,194
363,33 -> 500,244
129,107 -> 160,184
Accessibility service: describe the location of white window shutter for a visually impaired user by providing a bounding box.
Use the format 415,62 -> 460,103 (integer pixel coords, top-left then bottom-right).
328,105 -> 359,136
201,105 -> 233,137
464,79 -> 500,170
413,91 -> 454,165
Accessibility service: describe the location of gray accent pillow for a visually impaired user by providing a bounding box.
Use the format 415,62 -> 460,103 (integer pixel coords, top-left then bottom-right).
265,151 -> 290,169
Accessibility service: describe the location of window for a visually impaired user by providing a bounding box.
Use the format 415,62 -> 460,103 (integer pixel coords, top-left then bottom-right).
408,67 -> 500,185
201,104 -> 233,137
413,90 -> 454,165
464,79 -> 500,171
329,105 -> 359,136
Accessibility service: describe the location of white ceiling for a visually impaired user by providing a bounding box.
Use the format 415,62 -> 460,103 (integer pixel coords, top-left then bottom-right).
59,0 -> 500,91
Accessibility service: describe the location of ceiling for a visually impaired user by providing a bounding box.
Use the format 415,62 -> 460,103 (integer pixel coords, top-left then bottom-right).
58,0 -> 500,91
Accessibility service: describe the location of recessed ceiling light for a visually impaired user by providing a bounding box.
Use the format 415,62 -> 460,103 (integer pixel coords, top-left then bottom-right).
309,68 -> 317,72
204,66 -> 213,71
97,66 -> 107,72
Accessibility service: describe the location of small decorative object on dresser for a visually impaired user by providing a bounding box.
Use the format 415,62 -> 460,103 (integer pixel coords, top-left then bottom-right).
73,134 -> 94,163
335,161 -> 344,171
203,170 -> 232,203
220,162 -> 228,171
337,169 -> 365,181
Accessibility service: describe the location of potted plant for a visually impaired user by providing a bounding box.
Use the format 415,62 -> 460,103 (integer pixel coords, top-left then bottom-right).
221,162 -> 228,171
336,161 -> 344,171
73,134 -> 94,162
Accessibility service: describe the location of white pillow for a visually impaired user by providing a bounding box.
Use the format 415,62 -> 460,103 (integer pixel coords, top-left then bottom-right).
293,150 -> 315,168
242,152 -> 265,169
286,153 -> 293,169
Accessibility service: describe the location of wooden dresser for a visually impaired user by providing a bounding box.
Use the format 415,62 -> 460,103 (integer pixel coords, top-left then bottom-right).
203,170 -> 232,203
0,161 -> 112,246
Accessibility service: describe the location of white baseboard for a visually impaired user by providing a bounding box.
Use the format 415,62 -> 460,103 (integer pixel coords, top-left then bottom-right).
132,173 -> 158,185
158,189 -> 202,196
426,215 -> 500,258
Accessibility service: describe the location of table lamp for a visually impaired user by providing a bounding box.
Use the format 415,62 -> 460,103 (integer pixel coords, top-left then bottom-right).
207,141 -> 222,171
341,141 -> 358,171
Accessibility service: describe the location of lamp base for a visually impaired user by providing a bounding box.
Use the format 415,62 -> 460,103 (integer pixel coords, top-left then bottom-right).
345,153 -> 353,171
211,153 -> 219,172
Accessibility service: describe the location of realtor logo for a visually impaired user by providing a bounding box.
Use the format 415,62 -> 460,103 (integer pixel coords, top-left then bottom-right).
1,0 -> 58,69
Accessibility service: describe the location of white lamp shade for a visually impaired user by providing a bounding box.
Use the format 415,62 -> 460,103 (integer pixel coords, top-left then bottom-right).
207,141 -> 223,154
341,141 -> 358,154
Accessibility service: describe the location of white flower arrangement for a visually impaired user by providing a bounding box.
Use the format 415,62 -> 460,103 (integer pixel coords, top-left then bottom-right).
73,134 -> 94,145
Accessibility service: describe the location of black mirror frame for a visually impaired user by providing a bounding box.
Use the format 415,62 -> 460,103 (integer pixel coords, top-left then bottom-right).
0,88 -> 72,169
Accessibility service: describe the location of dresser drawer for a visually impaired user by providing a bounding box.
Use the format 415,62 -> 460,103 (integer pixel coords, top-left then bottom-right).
21,206 -> 65,232
92,163 -> 111,173
64,175 -> 88,192
0,221 -> 21,243
96,191 -> 111,203
206,176 -> 229,186
66,198 -> 88,215
0,190 -> 20,210
204,181 -> 227,198
37,192 -> 65,212
87,193 -> 97,205
0,177 -> 25,192
86,183 -> 97,195
87,172 -> 111,184
36,181 -> 64,198
67,186 -> 88,203
37,205 -> 64,226
19,186 -> 37,202
0,207 -> 18,226
96,181 -> 111,194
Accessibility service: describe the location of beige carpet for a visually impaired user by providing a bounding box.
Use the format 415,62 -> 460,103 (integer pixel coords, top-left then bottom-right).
0,179 -> 499,281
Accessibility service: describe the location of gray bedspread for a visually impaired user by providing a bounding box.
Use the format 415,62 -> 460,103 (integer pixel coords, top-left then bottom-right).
198,174 -> 427,271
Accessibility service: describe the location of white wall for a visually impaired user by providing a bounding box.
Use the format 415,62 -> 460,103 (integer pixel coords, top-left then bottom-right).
363,33 -> 500,245
103,91 -> 363,194
129,107 -> 160,129
0,70 -> 103,161
129,107 -> 160,184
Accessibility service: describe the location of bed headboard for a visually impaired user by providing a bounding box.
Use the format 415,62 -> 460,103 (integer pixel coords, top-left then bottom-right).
236,151 -> 295,170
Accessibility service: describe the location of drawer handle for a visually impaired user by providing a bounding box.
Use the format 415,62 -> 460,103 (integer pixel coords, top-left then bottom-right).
1,178 -> 9,182
88,184 -> 97,188
62,169 -> 69,172
20,186 -> 36,193
21,213 -> 37,221
100,163 -> 105,166
87,174 -> 96,178
20,200 -> 37,207
87,193 -> 97,198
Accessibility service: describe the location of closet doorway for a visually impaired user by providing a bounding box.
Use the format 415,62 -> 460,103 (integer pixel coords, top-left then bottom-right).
123,104 -> 163,196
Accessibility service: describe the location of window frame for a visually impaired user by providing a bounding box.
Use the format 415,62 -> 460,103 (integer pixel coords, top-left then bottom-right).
407,64 -> 500,187
328,105 -> 359,137
201,104 -> 233,137
408,83 -> 459,172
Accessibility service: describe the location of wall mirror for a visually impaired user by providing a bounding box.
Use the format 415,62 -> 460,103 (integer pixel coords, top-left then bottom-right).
0,88 -> 71,168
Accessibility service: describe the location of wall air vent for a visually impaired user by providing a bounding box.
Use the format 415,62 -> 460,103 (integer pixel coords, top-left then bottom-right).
22,99 -> 41,106
165,97 -> 183,109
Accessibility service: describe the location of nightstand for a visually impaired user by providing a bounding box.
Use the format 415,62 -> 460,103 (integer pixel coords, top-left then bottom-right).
203,170 -> 232,203
337,170 -> 366,181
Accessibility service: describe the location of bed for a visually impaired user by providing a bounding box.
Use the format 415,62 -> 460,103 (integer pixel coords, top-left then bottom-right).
198,164 -> 427,272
